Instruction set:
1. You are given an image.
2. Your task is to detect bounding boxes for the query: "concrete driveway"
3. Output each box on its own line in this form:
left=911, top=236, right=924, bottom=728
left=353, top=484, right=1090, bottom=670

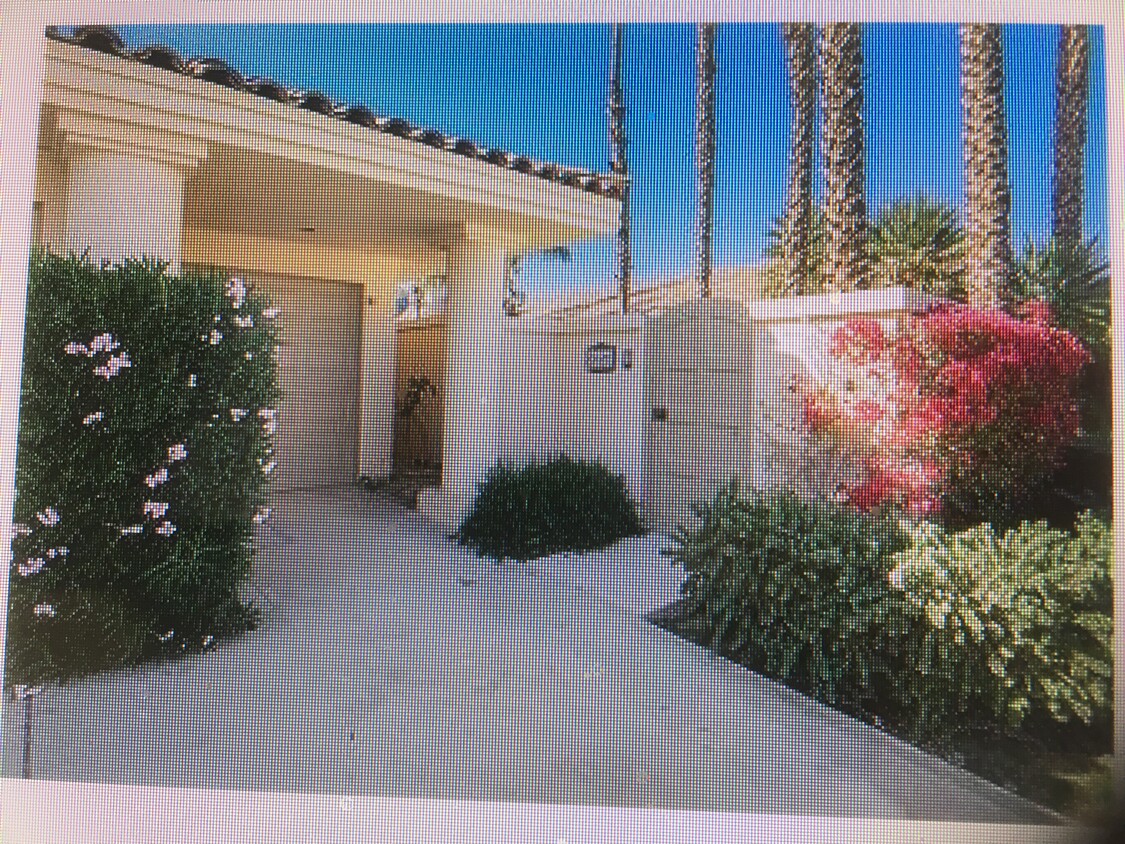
left=2, top=487, right=1054, bottom=823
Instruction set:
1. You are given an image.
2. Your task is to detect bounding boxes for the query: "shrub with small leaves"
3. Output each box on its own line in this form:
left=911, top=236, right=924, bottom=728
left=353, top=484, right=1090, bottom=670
left=669, top=485, right=910, bottom=710
left=6, top=252, right=280, bottom=685
left=887, top=511, right=1112, bottom=738
left=668, top=485, right=1112, bottom=743
left=457, top=456, right=642, bottom=560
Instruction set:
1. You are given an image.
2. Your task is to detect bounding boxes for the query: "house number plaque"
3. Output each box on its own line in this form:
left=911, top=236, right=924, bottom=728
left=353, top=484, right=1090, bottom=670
left=584, top=342, right=617, bottom=373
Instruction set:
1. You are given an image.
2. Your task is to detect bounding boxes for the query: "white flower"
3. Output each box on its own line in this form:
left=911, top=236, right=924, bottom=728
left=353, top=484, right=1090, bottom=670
left=155, top=521, right=177, bottom=537
left=11, top=523, right=31, bottom=537
left=45, top=546, right=68, bottom=559
left=120, top=524, right=144, bottom=536
left=226, top=278, right=247, bottom=309
left=233, top=314, right=254, bottom=329
left=188, top=374, right=198, bottom=388
left=18, top=558, right=46, bottom=577
left=64, top=342, right=89, bottom=356
left=158, top=630, right=175, bottom=643
left=36, top=508, right=60, bottom=527
left=252, top=507, right=272, bottom=525
left=82, top=411, right=105, bottom=426
left=209, top=329, right=223, bottom=345
left=89, top=333, right=119, bottom=354
left=33, top=603, right=56, bottom=618
left=143, top=501, right=169, bottom=520
left=93, top=352, right=131, bottom=380
left=262, top=307, right=279, bottom=320
left=168, top=443, right=188, bottom=462
left=261, top=460, right=277, bottom=475
left=145, top=467, right=170, bottom=489
left=230, top=408, right=248, bottom=422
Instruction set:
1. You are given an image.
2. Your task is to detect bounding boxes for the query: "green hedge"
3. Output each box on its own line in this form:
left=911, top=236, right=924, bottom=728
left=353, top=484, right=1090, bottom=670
left=6, top=253, right=279, bottom=685
left=668, top=485, right=1112, bottom=741
left=457, top=456, right=643, bottom=560
left=670, top=486, right=910, bottom=710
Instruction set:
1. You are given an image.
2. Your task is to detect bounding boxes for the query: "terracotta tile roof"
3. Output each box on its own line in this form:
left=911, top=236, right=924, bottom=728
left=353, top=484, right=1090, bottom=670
left=46, top=25, right=625, bottom=199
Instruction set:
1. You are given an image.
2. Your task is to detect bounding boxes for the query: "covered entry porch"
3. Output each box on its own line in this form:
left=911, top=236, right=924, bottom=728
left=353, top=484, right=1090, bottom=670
left=32, top=28, right=621, bottom=522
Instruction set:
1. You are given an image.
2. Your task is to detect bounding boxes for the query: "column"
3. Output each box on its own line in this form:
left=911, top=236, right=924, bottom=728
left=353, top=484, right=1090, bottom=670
left=417, top=229, right=509, bottom=531
left=58, top=111, right=206, bottom=272
left=359, top=280, right=397, bottom=480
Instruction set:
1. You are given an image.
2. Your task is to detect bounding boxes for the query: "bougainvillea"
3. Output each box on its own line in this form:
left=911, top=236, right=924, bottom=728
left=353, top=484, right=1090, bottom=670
left=800, top=303, right=1090, bottom=524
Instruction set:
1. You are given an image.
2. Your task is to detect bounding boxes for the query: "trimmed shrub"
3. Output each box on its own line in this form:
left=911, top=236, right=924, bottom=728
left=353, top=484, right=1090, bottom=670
left=667, top=485, right=1113, bottom=742
left=6, top=252, right=279, bottom=685
left=457, top=456, right=642, bottom=560
left=669, top=485, right=910, bottom=710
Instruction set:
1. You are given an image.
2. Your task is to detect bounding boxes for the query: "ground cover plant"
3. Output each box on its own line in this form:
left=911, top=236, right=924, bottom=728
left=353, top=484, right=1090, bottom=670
left=6, top=252, right=279, bottom=687
left=458, top=455, right=642, bottom=560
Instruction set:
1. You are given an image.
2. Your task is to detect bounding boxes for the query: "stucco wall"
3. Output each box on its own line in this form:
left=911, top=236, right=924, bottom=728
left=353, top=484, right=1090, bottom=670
left=497, top=317, right=649, bottom=508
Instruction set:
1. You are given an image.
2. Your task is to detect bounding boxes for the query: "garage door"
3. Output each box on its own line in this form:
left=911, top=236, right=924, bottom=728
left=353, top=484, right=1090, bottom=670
left=251, top=273, right=363, bottom=492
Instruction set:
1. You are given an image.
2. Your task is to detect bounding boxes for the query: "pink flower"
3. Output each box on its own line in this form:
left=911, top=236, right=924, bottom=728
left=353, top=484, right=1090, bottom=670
left=18, top=558, right=46, bottom=577
left=143, top=501, right=169, bottom=520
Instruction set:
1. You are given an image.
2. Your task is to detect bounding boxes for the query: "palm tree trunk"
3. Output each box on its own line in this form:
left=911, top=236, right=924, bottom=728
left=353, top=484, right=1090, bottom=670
left=782, top=23, right=817, bottom=295
left=1053, top=25, right=1090, bottom=247
left=960, top=23, right=1013, bottom=307
left=608, top=23, right=633, bottom=314
left=819, top=23, right=868, bottom=292
left=695, top=23, right=717, bottom=299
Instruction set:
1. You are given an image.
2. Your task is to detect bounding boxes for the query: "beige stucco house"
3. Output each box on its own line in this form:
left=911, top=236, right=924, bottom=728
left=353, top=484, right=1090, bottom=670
left=32, top=25, right=941, bottom=534
left=30, top=25, right=623, bottom=528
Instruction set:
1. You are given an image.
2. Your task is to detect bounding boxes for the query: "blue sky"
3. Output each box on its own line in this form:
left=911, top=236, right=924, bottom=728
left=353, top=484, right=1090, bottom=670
left=117, top=23, right=1110, bottom=292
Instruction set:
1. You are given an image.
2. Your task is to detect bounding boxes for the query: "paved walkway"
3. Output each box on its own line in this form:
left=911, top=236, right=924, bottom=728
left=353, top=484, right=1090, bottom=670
left=2, top=487, right=1054, bottom=823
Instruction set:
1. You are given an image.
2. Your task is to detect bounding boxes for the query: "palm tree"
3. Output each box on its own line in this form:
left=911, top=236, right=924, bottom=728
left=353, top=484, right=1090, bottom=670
left=818, top=23, right=868, bottom=291
left=608, top=23, right=633, bottom=314
left=782, top=23, right=817, bottom=294
left=695, top=23, right=718, bottom=299
left=868, top=197, right=966, bottom=298
left=1053, top=25, right=1090, bottom=247
left=960, top=23, right=1013, bottom=308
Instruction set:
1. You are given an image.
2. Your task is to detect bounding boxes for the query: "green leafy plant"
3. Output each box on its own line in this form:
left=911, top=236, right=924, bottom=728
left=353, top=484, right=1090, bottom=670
left=457, top=456, right=642, bottom=560
left=1013, top=236, right=1113, bottom=445
left=6, top=252, right=279, bottom=685
left=887, top=512, right=1112, bottom=738
left=1013, top=237, right=1111, bottom=355
left=669, top=485, right=910, bottom=709
left=667, top=485, right=1112, bottom=744
left=868, top=197, right=966, bottom=298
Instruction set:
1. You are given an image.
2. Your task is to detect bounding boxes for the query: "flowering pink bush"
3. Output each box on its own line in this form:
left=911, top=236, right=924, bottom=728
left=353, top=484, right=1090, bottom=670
left=801, top=303, right=1090, bottom=522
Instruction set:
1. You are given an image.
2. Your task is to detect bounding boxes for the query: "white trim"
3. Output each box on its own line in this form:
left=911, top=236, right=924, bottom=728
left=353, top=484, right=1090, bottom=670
left=42, top=39, right=620, bottom=237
